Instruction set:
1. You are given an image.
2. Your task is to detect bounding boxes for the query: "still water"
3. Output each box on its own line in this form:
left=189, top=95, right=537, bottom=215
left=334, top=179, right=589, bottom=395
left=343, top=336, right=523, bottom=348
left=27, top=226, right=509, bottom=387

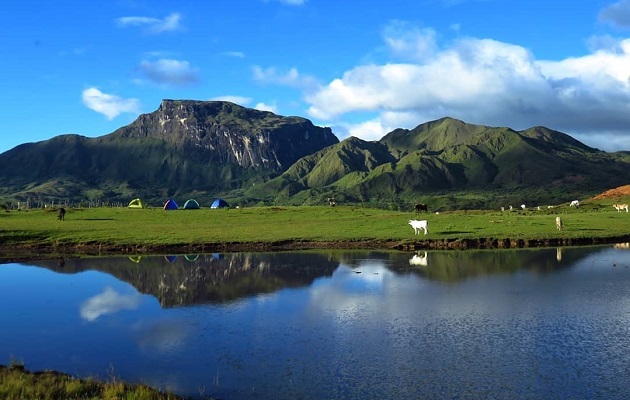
left=1, top=245, right=630, bottom=400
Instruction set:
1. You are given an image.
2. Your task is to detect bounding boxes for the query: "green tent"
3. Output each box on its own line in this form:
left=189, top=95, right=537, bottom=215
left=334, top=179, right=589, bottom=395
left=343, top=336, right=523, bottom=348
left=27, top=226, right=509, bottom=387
left=183, top=199, right=200, bottom=209
left=128, top=198, right=146, bottom=209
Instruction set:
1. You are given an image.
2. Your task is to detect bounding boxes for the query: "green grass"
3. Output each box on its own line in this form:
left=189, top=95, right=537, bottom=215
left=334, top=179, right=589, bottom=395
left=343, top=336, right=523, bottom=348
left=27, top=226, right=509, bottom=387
left=0, top=364, right=191, bottom=400
left=0, top=196, right=628, bottom=254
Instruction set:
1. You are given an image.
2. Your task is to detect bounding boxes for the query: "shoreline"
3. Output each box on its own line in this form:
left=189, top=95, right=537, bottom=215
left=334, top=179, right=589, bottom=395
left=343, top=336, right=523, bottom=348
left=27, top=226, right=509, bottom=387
left=2, top=234, right=629, bottom=263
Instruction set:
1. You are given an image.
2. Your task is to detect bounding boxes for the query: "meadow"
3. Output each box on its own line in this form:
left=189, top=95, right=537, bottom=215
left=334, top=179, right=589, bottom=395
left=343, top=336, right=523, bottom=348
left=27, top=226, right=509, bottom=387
left=1, top=198, right=628, bottom=257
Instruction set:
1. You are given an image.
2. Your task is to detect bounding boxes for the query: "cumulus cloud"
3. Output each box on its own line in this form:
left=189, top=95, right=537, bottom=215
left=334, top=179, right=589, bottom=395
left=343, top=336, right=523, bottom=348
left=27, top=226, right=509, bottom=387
left=115, top=12, right=181, bottom=34
left=254, top=102, right=278, bottom=113
left=297, top=24, right=630, bottom=151
left=344, top=119, right=392, bottom=142
left=82, top=87, right=140, bottom=120
left=382, top=21, right=439, bottom=62
left=80, top=287, right=142, bottom=321
left=599, top=0, right=630, bottom=28
left=138, top=58, right=200, bottom=86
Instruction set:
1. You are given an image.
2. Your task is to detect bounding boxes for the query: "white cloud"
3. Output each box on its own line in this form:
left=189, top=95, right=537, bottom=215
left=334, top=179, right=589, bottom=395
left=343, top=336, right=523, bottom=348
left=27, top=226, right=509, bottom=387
left=382, top=21, right=439, bottom=62
left=80, top=287, right=142, bottom=321
left=115, top=12, right=181, bottom=34
left=345, top=119, right=391, bottom=142
left=221, top=51, right=245, bottom=58
left=254, top=102, right=278, bottom=113
left=210, top=95, right=252, bottom=105
left=301, top=29, right=630, bottom=151
left=82, top=87, right=140, bottom=120
left=138, top=58, right=200, bottom=86
left=252, top=66, right=319, bottom=91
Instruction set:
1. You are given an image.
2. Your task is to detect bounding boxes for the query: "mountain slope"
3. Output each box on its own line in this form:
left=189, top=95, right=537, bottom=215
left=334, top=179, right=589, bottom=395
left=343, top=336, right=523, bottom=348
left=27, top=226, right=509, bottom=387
left=0, top=100, right=339, bottom=203
left=246, top=117, right=630, bottom=206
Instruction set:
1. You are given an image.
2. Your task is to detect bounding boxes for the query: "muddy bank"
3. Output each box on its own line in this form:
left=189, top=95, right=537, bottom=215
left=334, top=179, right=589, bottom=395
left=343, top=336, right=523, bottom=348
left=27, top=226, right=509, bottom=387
left=1, top=234, right=630, bottom=264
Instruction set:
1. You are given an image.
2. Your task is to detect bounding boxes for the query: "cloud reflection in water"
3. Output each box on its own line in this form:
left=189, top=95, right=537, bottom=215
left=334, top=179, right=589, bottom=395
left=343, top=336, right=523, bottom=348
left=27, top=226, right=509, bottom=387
left=80, top=286, right=142, bottom=321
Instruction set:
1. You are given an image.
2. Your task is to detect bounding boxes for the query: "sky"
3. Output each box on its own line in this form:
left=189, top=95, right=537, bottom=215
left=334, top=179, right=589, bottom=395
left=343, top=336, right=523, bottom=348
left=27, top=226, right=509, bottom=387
left=3, top=0, right=630, bottom=154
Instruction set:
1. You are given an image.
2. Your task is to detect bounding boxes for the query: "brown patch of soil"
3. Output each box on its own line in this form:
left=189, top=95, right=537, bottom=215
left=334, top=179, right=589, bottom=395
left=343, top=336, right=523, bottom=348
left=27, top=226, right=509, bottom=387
left=591, top=184, right=630, bottom=200
left=2, top=235, right=630, bottom=264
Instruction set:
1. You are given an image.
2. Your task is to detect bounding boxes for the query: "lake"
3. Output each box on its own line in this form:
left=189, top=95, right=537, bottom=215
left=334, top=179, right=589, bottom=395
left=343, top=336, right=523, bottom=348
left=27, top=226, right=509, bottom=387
left=1, top=245, right=630, bottom=400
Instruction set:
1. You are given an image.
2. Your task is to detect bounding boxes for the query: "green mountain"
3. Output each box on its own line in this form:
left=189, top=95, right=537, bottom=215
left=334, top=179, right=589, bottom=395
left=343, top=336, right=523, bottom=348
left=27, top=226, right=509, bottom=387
left=0, top=100, right=338, bottom=205
left=245, top=117, right=630, bottom=208
left=0, top=104, right=628, bottom=210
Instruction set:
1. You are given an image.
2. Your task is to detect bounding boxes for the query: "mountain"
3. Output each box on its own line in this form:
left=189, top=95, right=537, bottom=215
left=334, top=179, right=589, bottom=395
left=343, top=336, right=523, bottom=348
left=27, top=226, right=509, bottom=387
left=246, top=117, right=630, bottom=208
left=0, top=103, right=628, bottom=210
left=0, top=100, right=338, bottom=204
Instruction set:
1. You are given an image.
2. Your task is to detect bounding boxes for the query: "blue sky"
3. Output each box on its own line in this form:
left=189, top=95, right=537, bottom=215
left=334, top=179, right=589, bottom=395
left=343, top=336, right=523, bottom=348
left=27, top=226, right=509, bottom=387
left=3, top=0, right=630, bottom=154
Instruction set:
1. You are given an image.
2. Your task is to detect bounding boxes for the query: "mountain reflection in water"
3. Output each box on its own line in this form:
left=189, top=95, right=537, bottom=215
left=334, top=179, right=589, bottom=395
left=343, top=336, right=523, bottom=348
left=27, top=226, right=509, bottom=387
left=2, top=245, right=630, bottom=400
left=27, top=246, right=621, bottom=306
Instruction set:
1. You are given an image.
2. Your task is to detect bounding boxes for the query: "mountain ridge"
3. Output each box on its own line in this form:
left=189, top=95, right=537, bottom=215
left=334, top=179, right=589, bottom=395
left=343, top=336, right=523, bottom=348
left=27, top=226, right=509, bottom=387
left=0, top=100, right=628, bottom=210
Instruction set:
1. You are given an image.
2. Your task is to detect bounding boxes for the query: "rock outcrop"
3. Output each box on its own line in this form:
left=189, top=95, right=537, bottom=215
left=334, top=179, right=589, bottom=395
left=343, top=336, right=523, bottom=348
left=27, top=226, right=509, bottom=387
left=112, top=100, right=338, bottom=171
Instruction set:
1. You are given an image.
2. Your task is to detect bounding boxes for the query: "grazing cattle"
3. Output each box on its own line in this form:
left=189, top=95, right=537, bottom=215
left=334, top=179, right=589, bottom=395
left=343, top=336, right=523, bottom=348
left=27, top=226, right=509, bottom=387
left=570, top=200, right=580, bottom=208
left=327, top=197, right=336, bottom=207
left=409, top=251, right=428, bottom=266
left=57, top=207, right=66, bottom=221
left=613, top=204, right=629, bottom=213
left=414, top=203, right=428, bottom=213
left=408, top=219, right=428, bottom=235
left=509, top=205, right=513, bottom=210
left=501, top=206, right=505, bottom=212
left=521, top=204, right=526, bottom=210
left=556, top=216, right=563, bottom=231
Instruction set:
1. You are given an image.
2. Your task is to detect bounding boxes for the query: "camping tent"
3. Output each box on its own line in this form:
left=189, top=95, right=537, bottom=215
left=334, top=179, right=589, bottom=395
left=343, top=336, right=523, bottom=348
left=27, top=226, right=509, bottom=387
left=183, top=199, right=200, bottom=209
left=210, top=198, right=229, bottom=209
left=163, top=199, right=179, bottom=210
left=128, top=198, right=146, bottom=209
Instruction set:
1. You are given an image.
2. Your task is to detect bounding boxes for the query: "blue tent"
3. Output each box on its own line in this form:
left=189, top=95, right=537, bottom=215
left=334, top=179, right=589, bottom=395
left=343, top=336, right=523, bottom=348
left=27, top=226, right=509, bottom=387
left=210, top=198, right=229, bottom=209
left=163, top=199, right=178, bottom=210
left=183, top=199, right=200, bottom=209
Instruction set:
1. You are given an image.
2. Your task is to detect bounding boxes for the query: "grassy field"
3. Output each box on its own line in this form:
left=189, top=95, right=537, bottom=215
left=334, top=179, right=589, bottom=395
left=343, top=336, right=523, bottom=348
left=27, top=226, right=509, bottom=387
left=1, top=196, right=628, bottom=255
left=0, top=363, right=191, bottom=400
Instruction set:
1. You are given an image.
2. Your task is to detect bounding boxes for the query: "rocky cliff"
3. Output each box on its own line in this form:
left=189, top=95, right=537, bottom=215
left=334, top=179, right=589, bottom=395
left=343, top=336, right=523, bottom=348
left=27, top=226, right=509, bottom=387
left=111, top=100, right=339, bottom=171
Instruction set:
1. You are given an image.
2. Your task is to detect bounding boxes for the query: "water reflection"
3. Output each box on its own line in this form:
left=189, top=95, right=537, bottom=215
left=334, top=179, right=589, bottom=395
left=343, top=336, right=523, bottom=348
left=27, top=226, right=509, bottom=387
left=1, top=245, right=630, bottom=400
left=28, top=247, right=600, bottom=305
left=35, top=252, right=339, bottom=306
left=80, top=287, right=142, bottom=321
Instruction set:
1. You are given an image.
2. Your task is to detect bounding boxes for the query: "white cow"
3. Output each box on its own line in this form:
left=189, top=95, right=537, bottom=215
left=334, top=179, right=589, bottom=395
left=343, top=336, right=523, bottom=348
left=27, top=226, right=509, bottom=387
left=521, top=204, right=526, bottom=210
left=556, top=216, right=563, bottom=231
left=570, top=200, right=580, bottom=208
left=408, top=219, right=428, bottom=235
left=613, top=204, right=629, bottom=213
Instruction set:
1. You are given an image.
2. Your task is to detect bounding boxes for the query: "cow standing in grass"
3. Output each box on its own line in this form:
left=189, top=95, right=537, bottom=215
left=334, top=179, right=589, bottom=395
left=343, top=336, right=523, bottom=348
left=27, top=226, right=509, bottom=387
left=414, top=203, right=428, bottom=214
left=409, top=219, right=428, bottom=235
left=57, top=207, right=66, bottom=221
